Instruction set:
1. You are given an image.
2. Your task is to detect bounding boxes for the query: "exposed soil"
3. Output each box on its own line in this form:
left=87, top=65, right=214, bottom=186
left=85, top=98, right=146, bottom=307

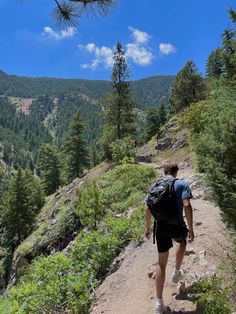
left=90, top=160, right=231, bottom=314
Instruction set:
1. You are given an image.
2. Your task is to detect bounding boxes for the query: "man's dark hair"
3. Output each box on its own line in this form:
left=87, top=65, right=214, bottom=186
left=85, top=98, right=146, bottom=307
left=164, top=163, right=179, bottom=175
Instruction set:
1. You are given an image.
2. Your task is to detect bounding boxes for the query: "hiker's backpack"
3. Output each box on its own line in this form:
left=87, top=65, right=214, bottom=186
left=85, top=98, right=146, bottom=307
left=146, top=177, right=178, bottom=221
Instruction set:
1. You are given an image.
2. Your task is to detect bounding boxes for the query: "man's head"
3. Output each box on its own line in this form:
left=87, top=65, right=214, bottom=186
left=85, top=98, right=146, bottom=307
left=164, top=163, right=179, bottom=177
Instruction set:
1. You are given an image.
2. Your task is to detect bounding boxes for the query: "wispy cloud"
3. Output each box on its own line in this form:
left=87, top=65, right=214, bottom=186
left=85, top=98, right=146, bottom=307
left=79, top=43, right=114, bottom=70
left=159, top=43, right=176, bottom=55
left=42, top=26, right=76, bottom=40
left=129, top=26, right=151, bottom=44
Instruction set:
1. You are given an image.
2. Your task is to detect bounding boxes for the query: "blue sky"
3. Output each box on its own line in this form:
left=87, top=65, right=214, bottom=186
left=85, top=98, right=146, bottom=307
left=0, top=0, right=235, bottom=80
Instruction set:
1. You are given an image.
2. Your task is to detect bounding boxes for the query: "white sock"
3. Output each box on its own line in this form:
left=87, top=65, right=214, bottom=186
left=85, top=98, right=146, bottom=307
left=156, top=298, right=164, bottom=305
left=174, top=268, right=180, bottom=275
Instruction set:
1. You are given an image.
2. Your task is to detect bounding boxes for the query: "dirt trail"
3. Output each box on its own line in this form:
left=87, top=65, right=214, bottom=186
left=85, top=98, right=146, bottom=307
left=90, top=162, right=230, bottom=314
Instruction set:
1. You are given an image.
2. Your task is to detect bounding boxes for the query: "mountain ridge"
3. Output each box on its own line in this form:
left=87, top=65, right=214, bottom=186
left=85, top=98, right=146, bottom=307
left=0, top=70, right=175, bottom=108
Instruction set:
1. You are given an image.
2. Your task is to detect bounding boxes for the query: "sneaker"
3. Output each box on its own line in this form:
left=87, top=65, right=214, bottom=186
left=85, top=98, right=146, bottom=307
left=155, top=301, right=167, bottom=314
left=171, top=269, right=184, bottom=284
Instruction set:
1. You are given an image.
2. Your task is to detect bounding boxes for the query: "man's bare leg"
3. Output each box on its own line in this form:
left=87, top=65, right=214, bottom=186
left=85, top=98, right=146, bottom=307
left=175, top=241, right=186, bottom=270
left=156, top=251, right=169, bottom=299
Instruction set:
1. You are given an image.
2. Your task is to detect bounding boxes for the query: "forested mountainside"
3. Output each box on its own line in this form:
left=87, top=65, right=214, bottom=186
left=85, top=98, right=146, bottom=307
left=0, top=70, right=175, bottom=109
left=0, top=72, right=174, bottom=170
left=0, top=94, right=102, bottom=169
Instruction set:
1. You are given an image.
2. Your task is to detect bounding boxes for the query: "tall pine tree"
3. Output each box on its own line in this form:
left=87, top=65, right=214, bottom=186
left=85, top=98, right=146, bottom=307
left=3, top=168, right=41, bottom=250
left=64, top=110, right=90, bottom=182
left=206, top=48, right=225, bottom=79
left=39, top=144, right=62, bottom=195
left=101, top=42, right=136, bottom=158
left=169, top=61, right=206, bottom=113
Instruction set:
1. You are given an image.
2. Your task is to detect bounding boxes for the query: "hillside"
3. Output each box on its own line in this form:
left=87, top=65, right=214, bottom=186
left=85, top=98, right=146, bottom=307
left=0, top=115, right=234, bottom=313
left=0, top=70, right=175, bottom=109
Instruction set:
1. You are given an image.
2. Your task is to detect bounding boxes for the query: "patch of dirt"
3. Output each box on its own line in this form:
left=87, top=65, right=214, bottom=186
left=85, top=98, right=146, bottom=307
left=90, top=161, right=231, bottom=314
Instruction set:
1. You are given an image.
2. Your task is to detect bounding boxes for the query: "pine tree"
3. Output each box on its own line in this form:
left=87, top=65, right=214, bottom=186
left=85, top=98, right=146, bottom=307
left=206, top=48, right=225, bottom=79
left=145, top=104, right=167, bottom=141
left=169, top=61, right=206, bottom=113
left=101, top=42, right=136, bottom=158
left=64, top=110, right=90, bottom=181
left=24, top=168, right=45, bottom=212
left=76, top=180, right=103, bottom=229
left=39, top=144, right=62, bottom=195
left=221, top=9, right=236, bottom=80
left=56, top=1, right=115, bottom=25
left=3, top=168, right=36, bottom=249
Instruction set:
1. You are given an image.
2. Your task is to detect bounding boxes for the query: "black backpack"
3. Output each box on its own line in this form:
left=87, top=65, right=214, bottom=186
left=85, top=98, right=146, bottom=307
left=146, top=177, right=178, bottom=221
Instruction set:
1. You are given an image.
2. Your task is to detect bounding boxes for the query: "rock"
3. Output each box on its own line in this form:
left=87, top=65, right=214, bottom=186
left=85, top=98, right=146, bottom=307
left=171, top=135, right=188, bottom=150
left=156, top=136, right=172, bottom=151
left=185, top=249, right=195, bottom=256
left=195, top=222, right=202, bottom=226
left=179, top=282, right=187, bottom=294
left=199, top=258, right=208, bottom=267
left=189, top=254, right=199, bottom=263
left=199, top=250, right=206, bottom=259
left=147, top=270, right=154, bottom=278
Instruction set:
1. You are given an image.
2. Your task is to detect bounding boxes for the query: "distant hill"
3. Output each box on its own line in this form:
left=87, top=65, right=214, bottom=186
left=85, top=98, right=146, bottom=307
left=0, top=70, right=175, bottom=109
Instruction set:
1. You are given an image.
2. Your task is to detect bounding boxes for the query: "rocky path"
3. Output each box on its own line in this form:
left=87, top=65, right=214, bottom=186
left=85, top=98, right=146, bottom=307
left=90, top=163, right=230, bottom=314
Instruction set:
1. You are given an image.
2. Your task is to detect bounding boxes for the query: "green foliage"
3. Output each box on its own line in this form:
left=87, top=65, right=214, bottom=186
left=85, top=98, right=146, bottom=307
left=0, top=207, right=147, bottom=313
left=220, top=9, right=236, bottom=80
left=185, top=84, right=236, bottom=229
left=101, top=42, right=137, bottom=158
left=0, top=161, right=156, bottom=313
left=39, top=143, right=62, bottom=195
left=145, top=104, right=167, bottom=141
left=2, top=168, right=44, bottom=250
left=110, top=137, right=136, bottom=163
left=0, top=97, right=52, bottom=169
left=63, top=110, right=90, bottom=182
left=169, top=60, right=206, bottom=113
left=100, top=163, right=156, bottom=213
left=189, top=277, right=232, bottom=314
left=0, top=70, right=174, bottom=109
left=206, top=48, right=225, bottom=79
left=76, top=180, right=104, bottom=229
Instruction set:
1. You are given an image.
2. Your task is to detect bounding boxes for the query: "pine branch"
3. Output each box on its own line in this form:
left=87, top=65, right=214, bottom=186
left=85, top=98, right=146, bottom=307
left=52, top=0, right=116, bottom=26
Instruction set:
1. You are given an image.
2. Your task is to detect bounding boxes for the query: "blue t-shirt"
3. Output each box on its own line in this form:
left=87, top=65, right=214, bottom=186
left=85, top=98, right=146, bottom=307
left=165, top=177, right=193, bottom=227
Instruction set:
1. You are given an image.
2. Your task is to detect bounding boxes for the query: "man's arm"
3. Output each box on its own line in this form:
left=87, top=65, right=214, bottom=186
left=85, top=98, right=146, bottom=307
left=183, top=198, right=194, bottom=243
left=145, top=207, right=152, bottom=239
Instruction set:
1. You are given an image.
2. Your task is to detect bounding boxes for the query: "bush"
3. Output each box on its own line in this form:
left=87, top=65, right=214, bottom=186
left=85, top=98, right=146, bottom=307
left=184, top=84, right=236, bottom=229
left=0, top=163, right=155, bottom=313
left=189, top=277, right=232, bottom=314
left=110, top=137, right=136, bottom=163
left=100, top=163, right=156, bottom=213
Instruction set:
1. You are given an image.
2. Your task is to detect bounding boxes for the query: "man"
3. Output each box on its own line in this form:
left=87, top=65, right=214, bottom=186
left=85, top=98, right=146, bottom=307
left=145, top=163, right=194, bottom=314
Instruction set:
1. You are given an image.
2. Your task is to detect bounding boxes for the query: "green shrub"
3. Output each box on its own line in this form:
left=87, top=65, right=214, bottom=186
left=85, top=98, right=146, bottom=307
left=0, top=163, right=155, bottom=313
left=189, top=277, right=232, bottom=314
left=76, top=179, right=104, bottom=229
left=184, top=84, right=236, bottom=230
left=110, top=137, right=136, bottom=163
left=100, top=163, right=155, bottom=213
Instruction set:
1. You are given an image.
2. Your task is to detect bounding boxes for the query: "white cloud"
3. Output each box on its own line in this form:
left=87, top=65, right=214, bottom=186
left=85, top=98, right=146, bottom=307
left=79, top=27, right=154, bottom=70
left=126, top=43, right=153, bottom=66
left=159, top=43, right=176, bottom=55
left=79, top=43, right=114, bottom=70
left=42, top=26, right=76, bottom=40
left=129, top=26, right=151, bottom=44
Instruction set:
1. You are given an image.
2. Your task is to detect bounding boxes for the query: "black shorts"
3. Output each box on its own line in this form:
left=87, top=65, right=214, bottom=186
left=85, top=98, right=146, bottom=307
left=155, top=222, right=188, bottom=253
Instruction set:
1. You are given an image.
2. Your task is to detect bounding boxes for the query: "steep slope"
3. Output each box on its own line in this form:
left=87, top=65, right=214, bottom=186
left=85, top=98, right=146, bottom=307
left=90, top=117, right=233, bottom=313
